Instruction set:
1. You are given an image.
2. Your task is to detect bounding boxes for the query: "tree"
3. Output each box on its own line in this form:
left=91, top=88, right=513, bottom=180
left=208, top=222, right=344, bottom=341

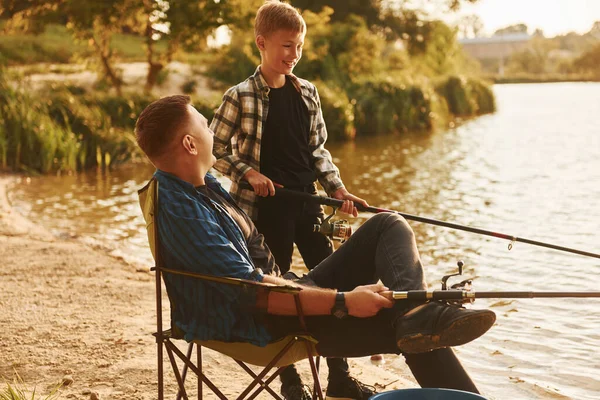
left=572, top=43, right=600, bottom=77
left=457, top=14, right=483, bottom=38
left=129, top=0, right=235, bottom=93
left=494, top=23, right=528, bottom=36
left=590, top=20, right=600, bottom=39
left=1, top=0, right=135, bottom=95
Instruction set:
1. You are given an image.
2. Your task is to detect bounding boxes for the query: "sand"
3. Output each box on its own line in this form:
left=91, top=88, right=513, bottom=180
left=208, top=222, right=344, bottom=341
left=0, top=175, right=415, bottom=399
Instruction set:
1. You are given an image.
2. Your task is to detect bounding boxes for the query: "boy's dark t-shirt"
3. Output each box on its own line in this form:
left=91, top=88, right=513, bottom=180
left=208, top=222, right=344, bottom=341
left=260, top=76, right=316, bottom=188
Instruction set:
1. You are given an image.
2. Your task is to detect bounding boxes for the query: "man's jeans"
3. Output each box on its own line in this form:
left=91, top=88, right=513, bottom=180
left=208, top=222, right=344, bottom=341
left=267, top=213, right=480, bottom=393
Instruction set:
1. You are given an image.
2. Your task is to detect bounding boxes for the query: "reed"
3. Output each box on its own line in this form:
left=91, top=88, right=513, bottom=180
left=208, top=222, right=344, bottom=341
left=0, top=67, right=142, bottom=173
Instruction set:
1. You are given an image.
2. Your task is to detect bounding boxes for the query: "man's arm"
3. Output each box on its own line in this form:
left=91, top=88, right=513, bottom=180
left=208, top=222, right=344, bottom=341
left=210, top=87, right=253, bottom=183
left=263, top=275, right=393, bottom=317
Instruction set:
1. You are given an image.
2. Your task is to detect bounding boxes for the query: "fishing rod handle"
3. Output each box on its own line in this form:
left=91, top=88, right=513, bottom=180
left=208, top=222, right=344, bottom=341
left=380, top=290, right=600, bottom=300
left=379, top=290, right=467, bottom=301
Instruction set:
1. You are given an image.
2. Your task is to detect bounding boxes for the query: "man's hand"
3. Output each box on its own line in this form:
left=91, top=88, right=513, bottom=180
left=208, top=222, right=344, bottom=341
left=332, top=187, right=369, bottom=217
left=345, top=283, right=393, bottom=318
left=244, top=170, right=282, bottom=197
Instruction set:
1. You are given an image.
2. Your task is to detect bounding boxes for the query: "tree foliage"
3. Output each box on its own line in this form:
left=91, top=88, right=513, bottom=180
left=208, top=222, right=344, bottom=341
left=494, top=23, right=528, bottom=36
left=1, top=0, right=235, bottom=93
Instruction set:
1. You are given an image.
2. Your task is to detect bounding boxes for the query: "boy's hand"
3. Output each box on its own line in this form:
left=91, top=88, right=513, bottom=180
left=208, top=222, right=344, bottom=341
left=344, top=283, right=394, bottom=318
left=243, top=170, right=282, bottom=197
left=331, top=187, right=369, bottom=217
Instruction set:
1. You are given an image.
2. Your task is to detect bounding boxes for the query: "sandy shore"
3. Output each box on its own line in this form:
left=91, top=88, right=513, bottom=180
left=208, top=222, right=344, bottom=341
left=0, top=175, right=414, bottom=399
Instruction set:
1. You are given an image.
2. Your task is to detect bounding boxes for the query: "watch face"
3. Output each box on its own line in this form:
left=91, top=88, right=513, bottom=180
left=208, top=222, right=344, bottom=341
left=333, top=308, right=347, bottom=319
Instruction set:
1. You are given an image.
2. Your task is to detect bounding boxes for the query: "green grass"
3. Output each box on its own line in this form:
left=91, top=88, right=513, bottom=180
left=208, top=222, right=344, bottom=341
left=0, top=22, right=213, bottom=66
left=0, top=24, right=85, bottom=65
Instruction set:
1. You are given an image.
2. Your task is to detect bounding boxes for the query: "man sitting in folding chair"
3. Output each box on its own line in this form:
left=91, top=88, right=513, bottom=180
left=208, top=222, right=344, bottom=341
left=134, top=95, right=496, bottom=399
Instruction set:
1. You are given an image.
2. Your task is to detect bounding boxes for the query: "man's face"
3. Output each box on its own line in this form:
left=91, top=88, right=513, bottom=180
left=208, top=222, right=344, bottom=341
left=185, top=105, right=216, bottom=168
left=259, top=29, right=305, bottom=77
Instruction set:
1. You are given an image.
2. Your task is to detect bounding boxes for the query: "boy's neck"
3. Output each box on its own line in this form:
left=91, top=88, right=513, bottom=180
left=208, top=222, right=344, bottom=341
left=260, top=66, right=286, bottom=88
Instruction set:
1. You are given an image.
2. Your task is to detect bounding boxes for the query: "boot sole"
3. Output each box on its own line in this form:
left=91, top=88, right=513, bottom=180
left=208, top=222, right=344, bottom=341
left=397, top=310, right=496, bottom=354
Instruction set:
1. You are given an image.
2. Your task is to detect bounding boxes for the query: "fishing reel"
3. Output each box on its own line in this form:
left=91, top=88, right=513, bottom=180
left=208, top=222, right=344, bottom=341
left=440, top=260, right=475, bottom=305
left=313, top=212, right=352, bottom=242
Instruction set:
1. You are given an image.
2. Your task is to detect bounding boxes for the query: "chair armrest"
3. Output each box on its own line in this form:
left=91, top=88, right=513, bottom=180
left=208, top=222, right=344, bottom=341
left=153, top=265, right=301, bottom=294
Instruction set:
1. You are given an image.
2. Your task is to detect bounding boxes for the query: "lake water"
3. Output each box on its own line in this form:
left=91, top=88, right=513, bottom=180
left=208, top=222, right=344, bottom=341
left=9, top=83, right=600, bottom=399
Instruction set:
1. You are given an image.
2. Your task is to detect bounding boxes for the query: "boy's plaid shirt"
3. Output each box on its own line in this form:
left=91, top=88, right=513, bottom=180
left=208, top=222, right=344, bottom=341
left=210, top=66, right=344, bottom=221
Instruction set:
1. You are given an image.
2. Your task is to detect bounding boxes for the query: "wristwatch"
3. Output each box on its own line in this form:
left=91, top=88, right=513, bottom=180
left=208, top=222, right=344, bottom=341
left=331, top=292, right=348, bottom=319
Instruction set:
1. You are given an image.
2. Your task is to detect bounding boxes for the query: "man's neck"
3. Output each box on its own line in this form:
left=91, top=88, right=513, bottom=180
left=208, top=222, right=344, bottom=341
left=158, top=164, right=206, bottom=187
left=260, top=66, right=286, bottom=88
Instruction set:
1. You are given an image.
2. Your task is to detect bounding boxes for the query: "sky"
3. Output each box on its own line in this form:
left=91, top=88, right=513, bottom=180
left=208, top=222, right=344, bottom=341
left=444, top=0, right=600, bottom=37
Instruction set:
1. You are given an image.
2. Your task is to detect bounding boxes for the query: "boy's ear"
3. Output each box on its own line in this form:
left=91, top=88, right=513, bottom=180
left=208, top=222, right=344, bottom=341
left=256, top=35, right=266, bottom=51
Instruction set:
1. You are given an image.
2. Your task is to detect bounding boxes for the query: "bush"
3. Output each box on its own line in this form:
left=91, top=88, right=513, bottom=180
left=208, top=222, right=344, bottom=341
left=435, top=76, right=495, bottom=116
left=205, top=32, right=259, bottom=87
left=181, top=79, right=197, bottom=94
left=467, top=78, right=496, bottom=114
left=350, top=78, right=432, bottom=136
left=314, top=80, right=355, bottom=141
left=435, top=76, right=474, bottom=116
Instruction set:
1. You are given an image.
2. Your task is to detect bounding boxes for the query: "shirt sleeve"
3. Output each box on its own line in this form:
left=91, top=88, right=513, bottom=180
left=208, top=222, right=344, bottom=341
left=309, top=85, right=345, bottom=195
left=211, top=87, right=253, bottom=183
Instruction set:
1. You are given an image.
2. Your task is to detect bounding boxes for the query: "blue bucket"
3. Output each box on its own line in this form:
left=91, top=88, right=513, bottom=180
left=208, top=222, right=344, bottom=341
left=370, top=388, right=488, bottom=400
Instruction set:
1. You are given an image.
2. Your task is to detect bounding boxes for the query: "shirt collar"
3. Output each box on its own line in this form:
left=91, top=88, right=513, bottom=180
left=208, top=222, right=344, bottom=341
left=154, top=169, right=220, bottom=192
left=253, top=65, right=305, bottom=96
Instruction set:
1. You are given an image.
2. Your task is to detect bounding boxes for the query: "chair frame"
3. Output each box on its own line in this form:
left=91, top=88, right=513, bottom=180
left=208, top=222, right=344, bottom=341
left=141, top=179, right=323, bottom=400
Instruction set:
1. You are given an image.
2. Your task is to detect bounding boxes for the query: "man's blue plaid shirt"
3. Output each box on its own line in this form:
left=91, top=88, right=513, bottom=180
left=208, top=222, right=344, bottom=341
left=154, top=169, right=272, bottom=346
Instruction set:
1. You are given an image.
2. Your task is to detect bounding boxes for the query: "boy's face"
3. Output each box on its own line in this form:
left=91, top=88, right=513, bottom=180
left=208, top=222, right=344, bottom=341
left=257, top=29, right=305, bottom=77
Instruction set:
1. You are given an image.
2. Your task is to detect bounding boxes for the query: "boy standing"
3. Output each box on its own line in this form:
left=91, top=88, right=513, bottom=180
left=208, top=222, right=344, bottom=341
left=211, top=1, right=369, bottom=398
left=211, top=0, right=367, bottom=272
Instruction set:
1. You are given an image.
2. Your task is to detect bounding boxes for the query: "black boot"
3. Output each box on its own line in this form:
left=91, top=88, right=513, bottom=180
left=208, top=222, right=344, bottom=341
left=280, top=364, right=312, bottom=400
left=396, top=301, right=496, bottom=354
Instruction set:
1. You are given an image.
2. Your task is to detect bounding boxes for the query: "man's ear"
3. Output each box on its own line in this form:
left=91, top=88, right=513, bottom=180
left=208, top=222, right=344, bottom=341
left=182, top=135, right=198, bottom=155
left=256, top=35, right=266, bottom=51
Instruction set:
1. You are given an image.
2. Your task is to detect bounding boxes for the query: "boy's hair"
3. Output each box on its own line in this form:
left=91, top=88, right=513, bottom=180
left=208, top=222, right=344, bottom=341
left=254, top=1, right=305, bottom=38
left=135, top=95, right=191, bottom=159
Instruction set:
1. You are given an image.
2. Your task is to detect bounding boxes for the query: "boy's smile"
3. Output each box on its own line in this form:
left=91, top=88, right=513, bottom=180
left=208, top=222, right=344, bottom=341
left=257, top=29, right=305, bottom=88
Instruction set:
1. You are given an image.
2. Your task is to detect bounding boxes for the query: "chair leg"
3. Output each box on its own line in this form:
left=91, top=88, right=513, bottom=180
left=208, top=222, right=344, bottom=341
left=236, top=338, right=297, bottom=400
left=166, top=342, right=190, bottom=400
left=197, top=346, right=202, bottom=400
left=176, top=343, right=194, bottom=400
left=312, top=356, right=322, bottom=400
left=167, top=341, right=228, bottom=400
left=303, top=342, right=323, bottom=400
left=158, top=339, right=164, bottom=400
left=238, top=361, right=283, bottom=400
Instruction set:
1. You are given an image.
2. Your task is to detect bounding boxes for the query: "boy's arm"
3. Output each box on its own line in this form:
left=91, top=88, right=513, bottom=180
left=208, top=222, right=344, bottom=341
left=211, top=87, right=253, bottom=183
left=309, top=86, right=345, bottom=195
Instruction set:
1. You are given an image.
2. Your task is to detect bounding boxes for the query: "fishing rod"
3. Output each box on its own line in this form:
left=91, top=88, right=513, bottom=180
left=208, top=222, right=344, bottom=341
left=383, top=260, right=600, bottom=301
left=249, top=185, right=599, bottom=260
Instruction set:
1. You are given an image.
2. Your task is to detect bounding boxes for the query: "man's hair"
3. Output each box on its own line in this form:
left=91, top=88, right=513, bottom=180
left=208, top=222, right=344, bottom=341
left=254, top=1, right=305, bottom=38
left=135, top=95, right=191, bottom=159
